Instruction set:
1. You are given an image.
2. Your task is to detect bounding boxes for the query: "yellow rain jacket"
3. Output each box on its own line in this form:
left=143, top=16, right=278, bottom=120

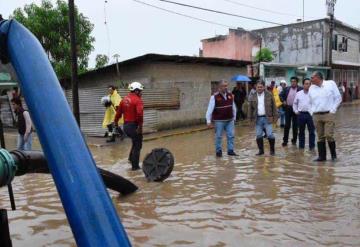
left=102, top=90, right=124, bottom=128
left=272, top=87, right=282, bottom=108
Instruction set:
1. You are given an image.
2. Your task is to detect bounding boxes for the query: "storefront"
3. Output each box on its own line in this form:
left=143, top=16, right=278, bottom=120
left=259, top=62, right=330, bottom=86
left=332, top=62, right=360, bottom=101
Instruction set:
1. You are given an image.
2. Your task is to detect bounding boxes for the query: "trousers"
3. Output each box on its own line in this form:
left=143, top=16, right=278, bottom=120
left=124, top=123, right=143, bottom=169
left=214, top=120, right=235, bottom=152
left=297, top=112, right=315, bottom=149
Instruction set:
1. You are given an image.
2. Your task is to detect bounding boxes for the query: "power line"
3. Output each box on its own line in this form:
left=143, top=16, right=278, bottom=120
left=155, top=0, right=283, bottom=25
left=133, top=0, right=236, bottom=29
left=104, top=0, right=111, bottom=58
left=223, top=0, right=310, bottom=18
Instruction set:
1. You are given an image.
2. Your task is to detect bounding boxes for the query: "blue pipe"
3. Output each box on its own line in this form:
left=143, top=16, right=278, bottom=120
left=0, top=20, right=131, bottom=246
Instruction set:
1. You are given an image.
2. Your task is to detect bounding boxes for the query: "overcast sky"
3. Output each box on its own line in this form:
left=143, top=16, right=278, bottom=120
left=1, top=0, right=359, bottom=67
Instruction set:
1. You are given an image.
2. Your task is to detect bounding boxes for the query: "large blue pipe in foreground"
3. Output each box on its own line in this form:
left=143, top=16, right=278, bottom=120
left=0, top=20, right=131, bottom=246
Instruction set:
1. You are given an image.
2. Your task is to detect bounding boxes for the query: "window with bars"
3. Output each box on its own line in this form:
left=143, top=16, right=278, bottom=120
left=333, top=34, right=338, bottom=51
left=333, top=34, right=348, bottom=52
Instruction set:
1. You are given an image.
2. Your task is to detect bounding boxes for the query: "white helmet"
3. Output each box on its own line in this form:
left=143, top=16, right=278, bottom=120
left=128, top=82, right=144, bottom=91
left=101, top=96, right=111, bottom=106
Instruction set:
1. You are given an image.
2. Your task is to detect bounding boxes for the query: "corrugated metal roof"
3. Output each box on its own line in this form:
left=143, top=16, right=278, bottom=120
left=60, top=54, right=251, bottom=85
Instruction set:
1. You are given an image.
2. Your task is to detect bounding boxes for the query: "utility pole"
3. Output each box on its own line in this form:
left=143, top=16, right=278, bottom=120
left=69, top=0, right=80, bottom=126
left=258, top=36, right=262, bottom=79
left=303, top=0, right=305, bottom=22
left=326, top=0, right=336, bottom=69
left=113, top=54, right=120, bottom=78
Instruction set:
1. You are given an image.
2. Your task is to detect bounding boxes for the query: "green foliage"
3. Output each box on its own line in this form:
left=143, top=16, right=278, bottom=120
left=12, top=0, right=95, bottom=78
left=255, top=48, right=274, bottom=63
left=95, top=54, right=109, bottom=69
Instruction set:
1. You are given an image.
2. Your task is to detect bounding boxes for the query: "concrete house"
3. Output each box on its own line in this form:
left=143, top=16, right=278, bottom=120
left=201, top=18, right=360, bottom=99
left=61, top=54, right=250, bottom=136
left=201, top=28, right=260, bottom=62
left=255, top=19, right=359, bottom=91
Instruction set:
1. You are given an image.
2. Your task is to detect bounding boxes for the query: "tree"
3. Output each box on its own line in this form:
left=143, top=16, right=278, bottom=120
left=95, top=54, right=109, bottom=69
left=254, top=48, right=274, bottom=63
left=12, top=0, right=95, bottom=78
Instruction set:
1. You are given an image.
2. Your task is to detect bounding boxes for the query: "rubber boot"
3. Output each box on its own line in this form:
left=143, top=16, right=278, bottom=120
left=106, top=134, right=115, bottom=143
left=256, top=138, right=264, bottom=156
left=314, top=141, right=326, bottom=162
left=328, top=141, right=337, bottom=161
left=131, top=165, right=141, bottom=171
left=228, top=150, right=238, bottom=156
left=117, top=127, right=125, bottom=141
left=269, top=138, right=275, bottom=156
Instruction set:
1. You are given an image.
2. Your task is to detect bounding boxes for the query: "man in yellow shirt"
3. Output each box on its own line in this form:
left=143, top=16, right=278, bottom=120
left=102, top=85, right=124, bottom=142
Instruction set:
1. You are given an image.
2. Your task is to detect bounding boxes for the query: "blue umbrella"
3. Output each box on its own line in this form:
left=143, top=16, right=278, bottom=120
left=231, top=74, right=251, bottom=83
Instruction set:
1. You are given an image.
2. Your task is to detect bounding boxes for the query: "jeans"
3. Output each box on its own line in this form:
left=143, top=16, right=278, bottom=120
left=283, top=105, right=298, bottom=144
left=297, top=112, right=315, bottom=149
left=17, top=133, right=32, bottom=151
left=214, top=120, right=235, bottom=152
left=123, top=123, right=143, bottom=169
left=278, top=107, right=285, bottom=126
left=256, top=117, right=275, bottom=139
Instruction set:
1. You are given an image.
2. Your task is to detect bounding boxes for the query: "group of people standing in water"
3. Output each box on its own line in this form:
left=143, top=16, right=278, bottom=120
left=206, top=71, right=342, bottom=162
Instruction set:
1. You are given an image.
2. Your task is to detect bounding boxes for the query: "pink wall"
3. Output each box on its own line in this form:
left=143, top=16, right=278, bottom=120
left=202, top=31, right=259, bottom=62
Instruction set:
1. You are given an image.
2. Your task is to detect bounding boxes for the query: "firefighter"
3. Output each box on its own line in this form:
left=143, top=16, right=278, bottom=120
left=115, top=82, right=144, bottom=170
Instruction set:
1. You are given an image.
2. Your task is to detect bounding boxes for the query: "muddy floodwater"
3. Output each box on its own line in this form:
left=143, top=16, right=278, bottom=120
left=1, top=105, right=360, bottom=246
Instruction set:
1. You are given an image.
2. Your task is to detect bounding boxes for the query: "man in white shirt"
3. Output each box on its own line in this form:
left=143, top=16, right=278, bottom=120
left=293, top=78, right=315, bottom=150
left=309, top=71, right=342, bottom=161
left=248, top=81, right=278, bottom=156
left=206, top=80, right=237, bottom=158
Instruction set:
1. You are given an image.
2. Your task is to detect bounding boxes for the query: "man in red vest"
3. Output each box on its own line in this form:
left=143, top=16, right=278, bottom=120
left=206, top=80, right=237, bottom=157
left=115, top=82, right=144, bottom=170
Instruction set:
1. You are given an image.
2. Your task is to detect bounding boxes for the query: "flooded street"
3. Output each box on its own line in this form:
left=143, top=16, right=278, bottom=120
left=1, top=105, right=360, bottom=246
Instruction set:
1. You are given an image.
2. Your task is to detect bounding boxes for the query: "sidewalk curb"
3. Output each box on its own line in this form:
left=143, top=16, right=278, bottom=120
left=86, top=121, right=252, bottom=147
left=87, top=128, right=209, bottom=148
left=143, top=127, right=209, bottom=142
left=143, top=120, right=252, bottom=142
left=342, top=99, right=360, bottom=106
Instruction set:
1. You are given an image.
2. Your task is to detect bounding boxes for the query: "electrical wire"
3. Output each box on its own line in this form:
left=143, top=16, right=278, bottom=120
left=222, top=0, right=317, bottom=19
left=155, top=0, right=283, bottom=25
left=133, top=0, right=237, bottom=29
left=104, top=0, right=111, bottom=58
